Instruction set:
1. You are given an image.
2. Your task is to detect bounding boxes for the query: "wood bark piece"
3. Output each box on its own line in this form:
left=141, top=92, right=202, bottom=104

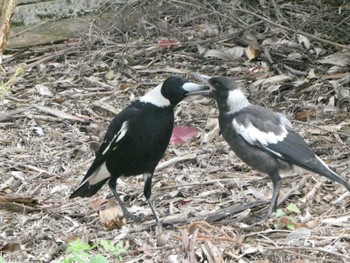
left=33, top=104, right=88, bottom=123
left=201, top=240, right=224, bottom=263
left=0, top=0, right=16, bottom=58
left=0, top=193, right=39, bottom=213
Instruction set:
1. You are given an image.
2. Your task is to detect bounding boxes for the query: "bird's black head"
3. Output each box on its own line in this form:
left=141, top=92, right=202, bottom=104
left=190, top=73, right=248, bottom=113
left=207, top=77, right=237, bottom=101
left=161, top=76, right=208, bottom=106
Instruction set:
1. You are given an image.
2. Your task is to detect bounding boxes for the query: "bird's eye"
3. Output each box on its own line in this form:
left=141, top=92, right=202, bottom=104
left=212, top=80, right=219, bottom=88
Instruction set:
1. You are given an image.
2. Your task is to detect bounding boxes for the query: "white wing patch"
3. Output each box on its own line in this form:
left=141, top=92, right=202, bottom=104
left=81, top=162, right=111, bottom=186
left=102, top=121, right=128, bottom=155
left=232, top=118, right=288, bottom=146
left=139, top=83, right=171, bottom=107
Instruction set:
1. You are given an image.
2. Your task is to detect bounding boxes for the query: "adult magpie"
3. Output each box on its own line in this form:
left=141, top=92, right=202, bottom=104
left=191, top=73, right=350, bottom=219
left=70, top=76, right=207, bottom=222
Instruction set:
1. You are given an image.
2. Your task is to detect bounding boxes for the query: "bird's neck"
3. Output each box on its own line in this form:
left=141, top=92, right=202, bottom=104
left=218, top=89, right=250, bottom=114
left=139, top=84, right=171, bottom=107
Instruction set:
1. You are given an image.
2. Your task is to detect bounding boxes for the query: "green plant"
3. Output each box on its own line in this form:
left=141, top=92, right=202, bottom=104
left=0, top=256, right=6, bottom=263
left=275, top=203, right=302, bottom=230
left=0, top=67, right=23, bottom=98
left=56, top=238, right=124, bottom=263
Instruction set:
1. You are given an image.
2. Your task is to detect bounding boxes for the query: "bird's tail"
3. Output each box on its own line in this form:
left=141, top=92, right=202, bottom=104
left=69, top=162, right=112, bottom=199
left=69, top=178, right=109, bottom=198
left=299, top=155, right=350, bottom=191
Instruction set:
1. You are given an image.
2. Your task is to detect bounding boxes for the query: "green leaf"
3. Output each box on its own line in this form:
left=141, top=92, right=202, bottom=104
left=99, top=240, right=113, bottom=251
left=67, top=238, right=91, bottom=253
left=0, top=256, right=6, bottom=263
left=90, top=255, right=109, bottom=263
left=287, top=222, right=296, bottom=230
left=275, top=209, right=285, bottom=217
left=286, top=203, right=301, bottom=214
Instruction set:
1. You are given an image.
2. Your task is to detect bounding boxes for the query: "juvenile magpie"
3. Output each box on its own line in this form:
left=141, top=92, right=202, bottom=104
left=192, top=73, right=350, bottom=219
left=70, top=76, right=207, bottom=222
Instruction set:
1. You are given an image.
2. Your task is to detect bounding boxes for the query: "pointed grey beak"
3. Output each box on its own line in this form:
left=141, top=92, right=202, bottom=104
left=186, top=73, right=212, bottom=96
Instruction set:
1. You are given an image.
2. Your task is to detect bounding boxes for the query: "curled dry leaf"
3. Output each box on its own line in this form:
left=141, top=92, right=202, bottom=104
left=35, top=84, right=53, bottom=96
left=88, top=197, right=107, bottom=210
left=245, top=42, right=260, bottom=60
left=204, top=47, right=245, bottom=61
left=195, top=23, right=219, bottom=37
left=318, top=51, right=350, bottom=67
left=158, top=39, right=178, bottom=49
left=251, top=75, right=293, bottom=87
left=285, top=227, right=311, bottom=243
left=99, top=205, right=126, bottom=229
left=297, top=34, right=311, bottom=49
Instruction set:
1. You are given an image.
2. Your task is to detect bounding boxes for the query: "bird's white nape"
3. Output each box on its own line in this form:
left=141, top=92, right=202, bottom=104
left=227, top=89, right=250, bottom=114
left=139, top=83, right=171, bottom=107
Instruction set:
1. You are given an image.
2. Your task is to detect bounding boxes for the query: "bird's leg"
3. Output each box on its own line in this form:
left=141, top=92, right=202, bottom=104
left=108, top=179, right=140, bottom=222
left=143, top=173, right=159, bottom=223
left=266, top=171, right=282, bottom=219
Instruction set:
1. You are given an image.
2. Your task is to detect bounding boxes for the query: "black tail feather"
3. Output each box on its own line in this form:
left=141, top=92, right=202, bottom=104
left=294, top=157, right=350, bottom=191
left=69, top=178, right=109, bottom=198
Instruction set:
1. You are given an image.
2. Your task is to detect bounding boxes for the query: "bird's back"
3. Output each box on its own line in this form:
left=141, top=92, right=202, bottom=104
left=105, top=101, right=174, bottom=176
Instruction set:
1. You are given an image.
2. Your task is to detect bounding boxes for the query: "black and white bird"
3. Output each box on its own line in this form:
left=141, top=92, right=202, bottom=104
left=70, top=76, right=207, bottom=222
left=192, top=73, right=350, bottom=219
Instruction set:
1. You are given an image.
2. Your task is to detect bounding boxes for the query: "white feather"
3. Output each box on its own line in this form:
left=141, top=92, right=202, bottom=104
left=315, top=155, right=336, bottom=175
left=227, top=89, right=250, bottom=114
left=82, top=162, right=111, bottom=185
left=139, top=83, right=171, bottom=107
left=232, top=119, right=288, bottom=146
left=102, top=121, right=128, bottom=155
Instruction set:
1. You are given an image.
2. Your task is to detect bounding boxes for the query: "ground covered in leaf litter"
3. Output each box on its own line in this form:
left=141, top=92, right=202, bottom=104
left=1, top=1, right=350, bottom=262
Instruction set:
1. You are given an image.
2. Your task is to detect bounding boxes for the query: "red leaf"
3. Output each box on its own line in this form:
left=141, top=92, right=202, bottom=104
left=158, top=39, right=178, bottom=49
left=170, top=126, right=199, bottom=144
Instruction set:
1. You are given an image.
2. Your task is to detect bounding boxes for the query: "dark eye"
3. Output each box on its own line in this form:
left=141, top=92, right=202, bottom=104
left=212, top=80, right=219, bottom=88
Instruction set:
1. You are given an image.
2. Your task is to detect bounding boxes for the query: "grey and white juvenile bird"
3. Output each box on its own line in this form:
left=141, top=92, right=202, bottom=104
left=192, top=73, right=350, bottom=219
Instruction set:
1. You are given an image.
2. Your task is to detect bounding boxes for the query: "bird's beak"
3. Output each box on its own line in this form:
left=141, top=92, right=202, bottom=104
left=186, top=73, right=212, bottom=96
left=182, top=82, right=210, bottom=96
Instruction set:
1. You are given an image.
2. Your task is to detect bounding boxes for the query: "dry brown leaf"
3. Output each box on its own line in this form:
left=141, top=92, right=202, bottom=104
left=0, top=240, right=21, bottom=253
left=251, top=75, right=293, bottom=87
left=88, top=197, right=107, bottom=210
left=99, top=205, right=126, bottom=229
left=293, top=110, right=316, bottom=121
left=204, top=47, right=244, bottom=61
left=245, top=42, right=260, bottom=60
left=195, top=23, right=219, bottom=37
left=318, top=51, right=350, bottom=67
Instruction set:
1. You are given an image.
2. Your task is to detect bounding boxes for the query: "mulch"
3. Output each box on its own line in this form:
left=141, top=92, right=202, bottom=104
left=1, top=1, right=350, bottom=262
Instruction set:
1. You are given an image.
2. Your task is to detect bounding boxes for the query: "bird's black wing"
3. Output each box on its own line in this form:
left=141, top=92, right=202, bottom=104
left=70, top=106, right=140, bottom=198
